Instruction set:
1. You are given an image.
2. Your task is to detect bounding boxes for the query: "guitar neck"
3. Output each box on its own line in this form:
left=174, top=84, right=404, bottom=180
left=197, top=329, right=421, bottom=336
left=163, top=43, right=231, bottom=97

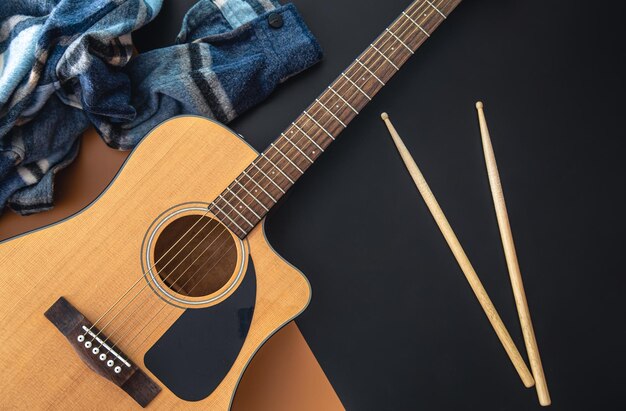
left=212, top=0, right=462, bottom=238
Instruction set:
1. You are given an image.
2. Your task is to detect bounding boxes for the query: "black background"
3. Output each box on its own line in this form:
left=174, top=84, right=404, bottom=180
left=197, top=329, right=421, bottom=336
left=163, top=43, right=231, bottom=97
left=136, top=1, right=626, bottom=409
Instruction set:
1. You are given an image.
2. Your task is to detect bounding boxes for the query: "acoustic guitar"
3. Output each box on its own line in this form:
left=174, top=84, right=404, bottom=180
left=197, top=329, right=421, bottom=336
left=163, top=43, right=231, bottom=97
left=0, top=1, right=461, bottom=408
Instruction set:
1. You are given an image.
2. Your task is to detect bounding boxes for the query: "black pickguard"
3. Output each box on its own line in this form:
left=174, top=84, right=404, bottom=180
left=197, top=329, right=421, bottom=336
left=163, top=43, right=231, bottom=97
left=144, top=257, right=256, bottom=401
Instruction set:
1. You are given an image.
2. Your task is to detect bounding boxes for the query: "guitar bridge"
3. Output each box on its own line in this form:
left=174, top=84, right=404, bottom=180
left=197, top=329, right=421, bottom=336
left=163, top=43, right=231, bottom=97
left=44, top=297, right=161, bottom=407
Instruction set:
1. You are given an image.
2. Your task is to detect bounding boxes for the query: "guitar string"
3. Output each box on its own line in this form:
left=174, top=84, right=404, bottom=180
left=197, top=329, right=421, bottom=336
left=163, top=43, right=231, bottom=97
left=106, top=228, right=236, bottom=354
left=90, top=219, right=231, bottom=348
left=82, top=209, right=221, bottom=342
left=85, top=189, right=256, bottom=340
left=109, top=2, right=441, bottom=352
left=84, top=0, right=445, bottom=358
left=81, top=211, right=211, bottom=337
left=125, top=242, right=237, bottom=355
left=91, top=220, right=230, bottom=348
left=94, top=0, right=443, bottom=355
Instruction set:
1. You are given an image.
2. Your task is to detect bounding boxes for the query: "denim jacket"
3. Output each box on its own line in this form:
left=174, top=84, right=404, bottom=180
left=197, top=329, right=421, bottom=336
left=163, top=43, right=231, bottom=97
left=0, top=0, right=322, bottom=215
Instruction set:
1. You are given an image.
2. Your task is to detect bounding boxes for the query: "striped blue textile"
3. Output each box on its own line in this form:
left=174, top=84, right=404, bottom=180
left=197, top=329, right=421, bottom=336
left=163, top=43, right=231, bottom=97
left=0, top=0, right=322, bottom=215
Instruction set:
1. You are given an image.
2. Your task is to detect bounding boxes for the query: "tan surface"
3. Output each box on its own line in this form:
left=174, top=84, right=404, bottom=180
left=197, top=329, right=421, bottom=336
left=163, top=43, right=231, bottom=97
left=0, top=124, right=343, bottom=410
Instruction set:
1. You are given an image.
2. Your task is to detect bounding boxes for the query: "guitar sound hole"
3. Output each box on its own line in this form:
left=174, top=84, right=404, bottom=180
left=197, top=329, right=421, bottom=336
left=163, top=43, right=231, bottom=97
left=153, top=215, right=238, bottom=297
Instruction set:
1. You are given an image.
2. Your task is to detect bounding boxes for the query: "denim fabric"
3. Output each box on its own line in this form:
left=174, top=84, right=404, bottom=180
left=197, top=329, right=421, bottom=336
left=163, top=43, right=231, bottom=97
left=0, top=0, right=322, bottom=215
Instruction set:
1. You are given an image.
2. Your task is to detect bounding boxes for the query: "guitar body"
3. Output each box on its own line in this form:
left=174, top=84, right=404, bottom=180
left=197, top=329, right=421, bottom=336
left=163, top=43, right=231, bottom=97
left=0, top=117, right=311, bottom=409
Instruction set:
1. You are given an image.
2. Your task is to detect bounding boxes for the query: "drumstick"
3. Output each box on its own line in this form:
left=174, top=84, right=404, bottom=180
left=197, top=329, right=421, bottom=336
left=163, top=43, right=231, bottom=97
left=381, top=112, right=535, bottom=388
left=475, top=102, right=551, bottom=405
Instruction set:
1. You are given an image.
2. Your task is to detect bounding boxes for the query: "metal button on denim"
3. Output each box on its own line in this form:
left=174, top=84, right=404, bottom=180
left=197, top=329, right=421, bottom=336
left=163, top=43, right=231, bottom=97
left=268, top=12, right=284, bottom=28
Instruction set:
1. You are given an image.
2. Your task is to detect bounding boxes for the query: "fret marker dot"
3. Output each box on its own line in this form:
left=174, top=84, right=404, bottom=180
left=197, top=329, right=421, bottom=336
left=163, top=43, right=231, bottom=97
left=312, top=150, right=316, bottom=154
left=336, top=104, right=339, bottom=108
left=254, top=189, right=258, bottom=192
left=239, top=205, right=243, bottom=209
left=391, top=47, right=395, bottom=51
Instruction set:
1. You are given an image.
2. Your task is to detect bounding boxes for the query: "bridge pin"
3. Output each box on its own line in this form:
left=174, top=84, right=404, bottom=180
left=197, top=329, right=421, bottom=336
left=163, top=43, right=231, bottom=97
left=84, top=341, right=92, bottom=348
left=92, top=347, right=99, bottom=354
left=99, top=353, right=107, bottom=361
left=107, top=360, right=114, bottom=367
left=77, top=335, right=84, bottom=342
left=114, top=366, right=122, bottom=374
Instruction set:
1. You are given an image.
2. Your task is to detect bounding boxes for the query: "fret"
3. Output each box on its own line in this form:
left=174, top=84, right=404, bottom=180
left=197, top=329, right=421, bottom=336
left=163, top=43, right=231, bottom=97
left=210, top=201, right=246, bottom=234
left=426, top=0, right=447, bottom=19
left=270, top=142, right=304, bottom=174
left=355, top=59, right=385, bottom=85
left=315, top=98, right=347, bottom=127
left=370, top=29, right=413, bottom=73
left=211, top=0, right=463, bottom=238
left=303, top=111, right=335, bottom=140
left=281, top=133, right=314, bottom=163
left=328, top=86, right=359, bottom=114
left=371, top=8, right=433, bottom=72
left=385, top=28, right=413, bottom=54
left=217, top=194, right=254, bottom=227
left=341, top=52, right=392, bottom=107
left=319, top=93, right=358, bottom=132
left=224, top=186, right=261, bottom=219
left=402, top=11, right=430, bottom=37
left=349, top=47, right=397, bottom=87
left=341, top=69, right=384, bottom=111
left=291, top=122, right=324, bottom=152
left=369, top=43, right=400, bottom=70
left=232, top=179, right=270, bottom=212
left=258, top=154, right=294, bottom=185
left=429, top=1, right=453, bottom=28
left=320, top=92, right=351, bottom=117
left=417, top=1, right=444, bottom=27
left=241, top=170, right=277, bottom=202
left=341, top=72, right=371, bottom=100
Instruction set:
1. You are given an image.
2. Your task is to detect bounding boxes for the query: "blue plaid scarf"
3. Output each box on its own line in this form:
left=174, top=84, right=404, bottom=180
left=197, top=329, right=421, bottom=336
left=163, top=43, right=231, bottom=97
left=0, top=0, right=322, bottom=215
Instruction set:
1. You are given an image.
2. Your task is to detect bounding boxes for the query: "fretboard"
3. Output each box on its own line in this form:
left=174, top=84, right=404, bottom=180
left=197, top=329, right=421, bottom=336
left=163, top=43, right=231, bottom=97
left=211, top=0, right=462, bottom=238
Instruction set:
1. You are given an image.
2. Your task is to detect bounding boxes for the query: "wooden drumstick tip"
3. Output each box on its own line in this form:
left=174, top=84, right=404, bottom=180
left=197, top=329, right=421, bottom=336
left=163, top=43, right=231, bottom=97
left=475, top=101, right=484, bottom=110
left=381, top=112, right=390, bottom=121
